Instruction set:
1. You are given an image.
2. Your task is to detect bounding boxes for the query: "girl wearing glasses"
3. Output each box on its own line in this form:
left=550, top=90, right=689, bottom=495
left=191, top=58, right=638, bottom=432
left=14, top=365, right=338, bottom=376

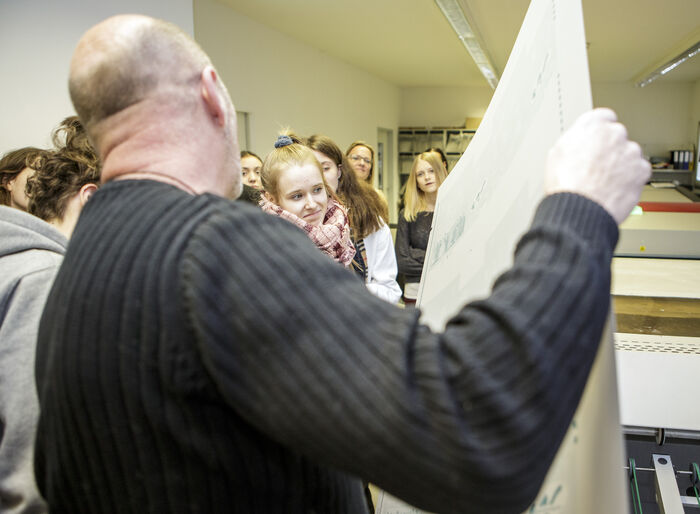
left=259, top=134, right=355, bottom=268
left=308, top=134, right=401, bottom=304
left=345, top=141, right=374, bottom=184
left=346, top=140, right=389, bottom=210
left=396, top=151, right=448, bottom=305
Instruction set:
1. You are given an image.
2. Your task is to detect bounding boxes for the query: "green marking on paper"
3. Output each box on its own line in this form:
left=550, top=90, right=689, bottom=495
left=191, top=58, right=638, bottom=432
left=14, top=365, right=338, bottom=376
left=529, top=484, right=564, bottom=512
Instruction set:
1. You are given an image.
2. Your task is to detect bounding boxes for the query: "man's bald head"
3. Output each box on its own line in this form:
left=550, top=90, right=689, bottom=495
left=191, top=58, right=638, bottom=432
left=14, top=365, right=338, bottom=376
left=68, top=15, right=241, bottom=198
left=69, top=15, right=211, bottom=132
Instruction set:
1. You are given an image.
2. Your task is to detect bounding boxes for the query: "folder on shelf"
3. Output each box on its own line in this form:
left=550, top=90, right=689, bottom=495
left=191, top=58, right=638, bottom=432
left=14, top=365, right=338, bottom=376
left=429, top=131, right=443, bottom=148
left=445, top=132, right=461, bottom=153
left=400, top=155, right=413, bottom=175
left=459, top=133, right=473, bottom=153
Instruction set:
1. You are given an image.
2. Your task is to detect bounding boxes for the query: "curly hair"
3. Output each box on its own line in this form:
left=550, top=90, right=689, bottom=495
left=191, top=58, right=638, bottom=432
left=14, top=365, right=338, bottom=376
left=307, top=135, right=388, bottom=240
left=52, top=116, right=101, bottom=171
left=0, top=147, right=49, bottom=206
left=26, top=117, right=100, bottom=222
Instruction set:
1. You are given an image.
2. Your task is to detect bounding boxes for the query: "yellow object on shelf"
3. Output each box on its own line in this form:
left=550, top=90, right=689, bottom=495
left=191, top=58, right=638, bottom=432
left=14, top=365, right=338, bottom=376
left=464, top=117, right=482, bottom=130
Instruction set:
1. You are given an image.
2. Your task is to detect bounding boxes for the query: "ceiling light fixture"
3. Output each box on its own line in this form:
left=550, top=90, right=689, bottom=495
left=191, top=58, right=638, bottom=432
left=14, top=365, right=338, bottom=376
left=636, top=40, right=700, bottom=87
left=435, top=0, right=499, bottom=89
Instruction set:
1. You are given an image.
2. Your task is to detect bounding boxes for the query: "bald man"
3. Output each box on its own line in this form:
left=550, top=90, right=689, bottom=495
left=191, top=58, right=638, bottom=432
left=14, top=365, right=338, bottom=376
left=34, top=15, right=650, bottom=514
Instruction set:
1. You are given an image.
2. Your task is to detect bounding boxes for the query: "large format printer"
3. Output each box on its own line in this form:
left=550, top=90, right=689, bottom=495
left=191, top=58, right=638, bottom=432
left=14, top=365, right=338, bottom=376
left=613, top=185, right=700, bottom=513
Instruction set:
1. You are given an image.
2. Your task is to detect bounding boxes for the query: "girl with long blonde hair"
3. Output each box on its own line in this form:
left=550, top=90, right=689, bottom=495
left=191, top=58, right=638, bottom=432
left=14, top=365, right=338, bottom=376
left=395, top=151, right=448, bottom=304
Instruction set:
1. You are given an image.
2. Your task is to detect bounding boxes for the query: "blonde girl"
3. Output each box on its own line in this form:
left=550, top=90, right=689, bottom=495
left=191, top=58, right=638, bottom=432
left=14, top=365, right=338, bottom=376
left=395, top=151, right=448, bottom=304
left=260, top=134, right=355, bottom=267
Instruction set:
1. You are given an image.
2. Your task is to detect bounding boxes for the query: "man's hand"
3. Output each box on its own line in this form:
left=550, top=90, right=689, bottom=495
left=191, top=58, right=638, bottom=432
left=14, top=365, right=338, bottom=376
left=545, top=108, right=651, bottom=224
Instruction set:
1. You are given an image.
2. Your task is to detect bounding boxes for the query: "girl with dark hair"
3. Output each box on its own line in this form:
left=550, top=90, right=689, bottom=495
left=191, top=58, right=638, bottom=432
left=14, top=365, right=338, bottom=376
left=0, top=115, right=99, bottom=514
left=25, top=116, right=100, bottom=238
left=240, top=150, right=263, bottom=190
left=0, top=147, right=48, bottom=210
left=308, top=134, right=401, bottom=303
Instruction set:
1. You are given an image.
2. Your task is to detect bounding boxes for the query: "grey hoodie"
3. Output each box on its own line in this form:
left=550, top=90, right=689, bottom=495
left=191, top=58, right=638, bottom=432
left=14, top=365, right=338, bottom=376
left=0, top=205, right=67, bottom=514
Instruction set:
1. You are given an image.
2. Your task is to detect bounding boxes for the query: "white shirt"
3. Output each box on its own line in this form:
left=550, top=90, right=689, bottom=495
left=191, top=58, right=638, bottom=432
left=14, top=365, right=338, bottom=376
left=363, top=223, right=402, bottom=304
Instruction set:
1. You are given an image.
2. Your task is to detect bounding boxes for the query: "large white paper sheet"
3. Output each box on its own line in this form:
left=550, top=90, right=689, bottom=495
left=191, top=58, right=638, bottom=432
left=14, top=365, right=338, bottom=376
left=419, top=0, right=591, bottom=319
left=414, top=0, right=629, bottom=512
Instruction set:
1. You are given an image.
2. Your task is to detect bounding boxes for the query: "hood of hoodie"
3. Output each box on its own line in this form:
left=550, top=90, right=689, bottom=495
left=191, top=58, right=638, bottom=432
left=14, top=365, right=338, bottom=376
left=0, top=205, right=67, bottom=258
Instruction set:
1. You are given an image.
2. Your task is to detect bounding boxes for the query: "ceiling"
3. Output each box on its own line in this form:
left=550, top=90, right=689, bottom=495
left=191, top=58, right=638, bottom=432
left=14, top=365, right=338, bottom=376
left=216, top=0, right=700, bottom=88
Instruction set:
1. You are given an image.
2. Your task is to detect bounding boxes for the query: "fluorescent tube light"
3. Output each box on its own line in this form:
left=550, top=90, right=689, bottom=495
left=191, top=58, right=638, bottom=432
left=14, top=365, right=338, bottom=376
left=636, top=40, right=700, bottom=87
left=435, top=0, right=500, bottom=89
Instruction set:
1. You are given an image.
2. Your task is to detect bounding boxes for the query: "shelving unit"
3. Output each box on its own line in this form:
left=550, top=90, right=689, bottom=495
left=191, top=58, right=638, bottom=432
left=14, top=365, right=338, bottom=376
left=398, top=127, right=475, bottom=189
left=650, top=168, right=694, bottom=187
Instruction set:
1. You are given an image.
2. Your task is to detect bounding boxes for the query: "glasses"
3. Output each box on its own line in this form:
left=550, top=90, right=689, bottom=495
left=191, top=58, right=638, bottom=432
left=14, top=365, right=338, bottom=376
left=349, top=155, right=372, bottom=165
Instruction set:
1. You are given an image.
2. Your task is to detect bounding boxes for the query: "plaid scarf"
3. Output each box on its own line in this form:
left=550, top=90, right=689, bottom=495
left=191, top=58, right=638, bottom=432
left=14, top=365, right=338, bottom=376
left=260, top=196, right=356, bottom=267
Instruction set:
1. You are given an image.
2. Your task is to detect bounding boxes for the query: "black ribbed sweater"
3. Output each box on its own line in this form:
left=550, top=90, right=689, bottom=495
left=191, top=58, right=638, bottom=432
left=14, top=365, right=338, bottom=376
left=35, top=180, right=618, bottom=514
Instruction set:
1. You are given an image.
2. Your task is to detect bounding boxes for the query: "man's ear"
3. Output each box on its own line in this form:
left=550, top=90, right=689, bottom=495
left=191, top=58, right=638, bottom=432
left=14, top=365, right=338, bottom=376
left=200, top=65, right=226, bottom=128
left=79, top=183, right=98, bottom=207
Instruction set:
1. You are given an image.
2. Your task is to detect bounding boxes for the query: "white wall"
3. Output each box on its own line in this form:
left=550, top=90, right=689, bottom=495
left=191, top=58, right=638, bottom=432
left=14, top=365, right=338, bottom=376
left=691, top=80, right=700, bottom=156
left=4, top=0, right=694, bottom=180
left=0, top=0, right=193, bottom=155
left=398, top=82, right=696, bottom=160
left=592, top=81, right=694, bottom=158
left=400, top=87, right=493, bottom=127
left=193, top=0, right=400, bottom=160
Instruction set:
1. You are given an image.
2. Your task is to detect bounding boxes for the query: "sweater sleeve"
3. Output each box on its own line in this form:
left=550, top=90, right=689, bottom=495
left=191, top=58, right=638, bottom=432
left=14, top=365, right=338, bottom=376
left=395, top=211, right=425, bottom=278
left=363, top=224, right=402, bottom=304
left=182, top=192, right=618, bottom=514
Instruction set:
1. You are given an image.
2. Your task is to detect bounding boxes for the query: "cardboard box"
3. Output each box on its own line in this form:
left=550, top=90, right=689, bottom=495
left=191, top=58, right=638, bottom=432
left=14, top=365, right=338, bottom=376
left=464, top=117, right=482, bottom=130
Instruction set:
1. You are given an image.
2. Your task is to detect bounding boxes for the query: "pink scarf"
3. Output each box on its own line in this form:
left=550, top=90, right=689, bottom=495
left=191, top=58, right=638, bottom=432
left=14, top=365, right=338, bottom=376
left=260, top=196, right=356, bottom=267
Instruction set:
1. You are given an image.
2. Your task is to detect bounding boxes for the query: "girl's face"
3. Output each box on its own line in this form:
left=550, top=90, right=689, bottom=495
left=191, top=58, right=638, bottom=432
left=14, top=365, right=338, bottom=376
left=241, top=155, right=263, bottom=189
left=312, top=150, right=340, bottom=193
left=415, top=159, right=437, bottom=194
left=347, top=145, right=372, bottom=182
left=6, top=167, right=35, bottom=211
left=275, top=163, right=328, bottom=226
